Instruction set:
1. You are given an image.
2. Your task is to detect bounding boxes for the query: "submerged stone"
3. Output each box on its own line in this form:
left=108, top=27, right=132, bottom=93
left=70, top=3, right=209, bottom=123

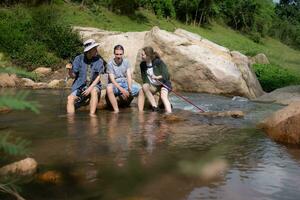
left=36, top=170, right=63, bottom=185
left=162, top=114, right=186, bottom=123
left=199, top=110, right=245, bottom=118
left=0, top=157, right=38, bottom=176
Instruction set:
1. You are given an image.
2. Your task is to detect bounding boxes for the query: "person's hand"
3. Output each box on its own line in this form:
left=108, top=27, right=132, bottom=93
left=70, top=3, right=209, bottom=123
left=82, top=87, right=92, bottom=96
left=66, top=63, right=72, bottom=69
left=120, top=87, right=129, bottom=99
left=151, top=74, right=159, bottom=80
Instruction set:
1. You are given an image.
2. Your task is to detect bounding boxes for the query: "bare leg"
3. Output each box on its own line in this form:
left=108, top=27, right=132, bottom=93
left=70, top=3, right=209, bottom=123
left=161, top=88, right=172, bottom=113
left=67, top=95, right=77, bottom=114
left=89, top=87, right=99, bottom=116
left=142, top=83, right=157, bottom=108
left=137, top=89, right=145, bottom=112
left=107, top=84, right=119, bottom=113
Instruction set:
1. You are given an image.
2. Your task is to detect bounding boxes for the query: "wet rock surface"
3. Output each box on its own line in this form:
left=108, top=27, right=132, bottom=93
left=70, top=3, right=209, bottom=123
left=0, top=158, right=38, bottom=176
left=258, top=101, right=300, bottom=145
left=255, top=85, right=300, bottom=105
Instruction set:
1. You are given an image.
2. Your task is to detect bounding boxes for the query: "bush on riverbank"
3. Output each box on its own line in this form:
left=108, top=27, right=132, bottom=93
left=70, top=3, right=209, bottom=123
left=0, top=6, right=82, bottom=70
left=253, top=64, right=300, bottom=92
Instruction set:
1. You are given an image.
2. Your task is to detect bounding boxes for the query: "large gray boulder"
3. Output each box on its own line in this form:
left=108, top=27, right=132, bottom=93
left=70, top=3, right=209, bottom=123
left=255, top=85, right=300, bottom=105
left=74, top=26, right=264, bottom=99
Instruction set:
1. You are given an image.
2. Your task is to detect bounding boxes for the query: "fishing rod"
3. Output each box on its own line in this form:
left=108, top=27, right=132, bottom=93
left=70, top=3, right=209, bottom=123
left=154, top=78, right=205, bottom=112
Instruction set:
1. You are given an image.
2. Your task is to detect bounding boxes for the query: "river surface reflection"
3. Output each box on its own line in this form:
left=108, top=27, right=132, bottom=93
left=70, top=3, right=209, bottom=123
left=1, top=89, right=300, bottom=200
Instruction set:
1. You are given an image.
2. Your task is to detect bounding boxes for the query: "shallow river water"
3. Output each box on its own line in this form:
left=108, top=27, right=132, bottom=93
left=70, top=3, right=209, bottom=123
left=1, top=89, right=300, bottom=200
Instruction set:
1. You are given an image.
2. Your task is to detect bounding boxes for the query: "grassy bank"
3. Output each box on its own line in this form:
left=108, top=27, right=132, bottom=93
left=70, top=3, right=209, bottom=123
left=0, top=2, right=299, bottom=90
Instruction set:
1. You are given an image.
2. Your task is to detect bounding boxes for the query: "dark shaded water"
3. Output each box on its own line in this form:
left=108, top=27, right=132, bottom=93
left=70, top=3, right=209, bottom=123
left=1, top=89, right=300, bottom=200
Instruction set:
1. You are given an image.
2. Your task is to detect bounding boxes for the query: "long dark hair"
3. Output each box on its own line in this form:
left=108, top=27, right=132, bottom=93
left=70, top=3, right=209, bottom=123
left=142, top=46, right=160, bottom=60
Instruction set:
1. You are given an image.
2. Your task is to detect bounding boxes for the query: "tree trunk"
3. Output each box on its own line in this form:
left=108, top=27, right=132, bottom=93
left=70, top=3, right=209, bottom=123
left=185, top=0, right=189, bottom=24
left=194, top=0, right=201, bottom=26
left=198, top=10, right=204, bottom=26
left=233, top=16, right=238, bottom=30
left=80, top=0, right=85, bottom=7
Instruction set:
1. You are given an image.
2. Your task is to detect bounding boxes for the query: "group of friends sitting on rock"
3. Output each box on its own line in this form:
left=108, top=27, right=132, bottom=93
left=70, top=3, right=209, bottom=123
left=66, top=38, right=172, bottom=116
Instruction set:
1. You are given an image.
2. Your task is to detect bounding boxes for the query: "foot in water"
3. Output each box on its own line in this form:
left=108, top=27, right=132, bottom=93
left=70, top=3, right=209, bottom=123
left=89, top=113, right=97, bottom=117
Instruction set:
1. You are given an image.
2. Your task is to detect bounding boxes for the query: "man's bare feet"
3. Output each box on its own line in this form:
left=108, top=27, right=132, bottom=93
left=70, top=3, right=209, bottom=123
left=89, top=113, right=97, bottom=117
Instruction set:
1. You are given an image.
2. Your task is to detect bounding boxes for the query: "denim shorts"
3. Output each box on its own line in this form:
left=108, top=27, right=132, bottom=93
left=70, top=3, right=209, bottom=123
left=71, top=85, right=100, bottom=97
left=108, top=80, right=141, bottom=97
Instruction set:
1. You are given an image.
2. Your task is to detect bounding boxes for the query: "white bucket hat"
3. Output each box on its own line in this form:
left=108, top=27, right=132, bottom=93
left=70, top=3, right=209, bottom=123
left=83, top=39, right=100, bottom=53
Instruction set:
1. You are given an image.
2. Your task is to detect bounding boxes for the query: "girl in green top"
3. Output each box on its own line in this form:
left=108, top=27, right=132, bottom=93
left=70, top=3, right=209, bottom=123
left=140, top=46, right=172, bottom=113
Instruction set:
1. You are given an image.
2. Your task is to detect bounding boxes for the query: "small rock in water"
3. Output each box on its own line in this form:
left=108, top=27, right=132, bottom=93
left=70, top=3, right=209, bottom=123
left=36, top=170, right=63, bottom=184
left=178, top=159, right=228, bottom=180
left=163, top=114, right=186, bottom=123
left=201, top=159, right=229, bottom=180
left=232, top=96, right=249, bottom=102
left=0, top=157, right=38, bottom=176
left=0, top=107, right=11, bottom=114
left=226, top=110, right=245, bottom=118
left=199, top=110, right=245, bottom=118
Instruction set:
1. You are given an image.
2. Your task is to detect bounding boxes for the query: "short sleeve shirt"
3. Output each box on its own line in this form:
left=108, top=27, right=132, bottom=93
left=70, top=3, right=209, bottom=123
left=106, top=58, right=130, bottom=82
left=71, top=54, right=105, bottom=92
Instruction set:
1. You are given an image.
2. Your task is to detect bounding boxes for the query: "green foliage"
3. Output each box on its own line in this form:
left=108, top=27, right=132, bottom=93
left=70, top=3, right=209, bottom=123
left=0, top=72, right=37, bottom=200
left=0, top=6, right=82, bottom=69
left=0, top=181, right=23, bottom=200
left=0, top=6, right=31, bottom=58
left=0, top=0, right=52, bottom=6
left=253, top=63, right=300, bottom=92
left=150, top=0, right=176, bottom=18
left=110, top=0, right=139, bottom=15
left=0, top=136, right=32, bottom=199
left=0, top=91, right=39, bottom=114
left=0, top=67, right=36, bottom=200
left=0, top=133, right=30, bottom=156
left=276, top=0, right=300, bottom=24
left=173, top=0, right=218, bottom=25
left=30, top=7, right=82, bottom=60
left=269, top=0, right=300, bottom=49
left=249, top=31, right=262, bottom=43
left=20, top=43, right=60, bottom=68
left=218, top=0, right=274, bottom=42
